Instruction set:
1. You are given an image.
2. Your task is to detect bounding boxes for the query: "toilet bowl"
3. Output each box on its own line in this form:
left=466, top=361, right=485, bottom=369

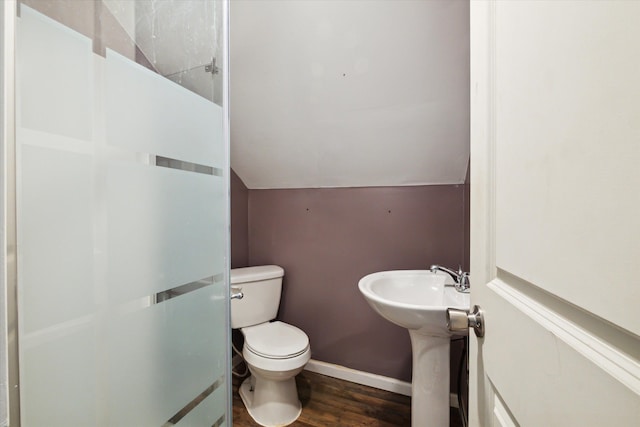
left=239, top=321, right=310, bottom=426
left=231, top=266, right=311, bottom=427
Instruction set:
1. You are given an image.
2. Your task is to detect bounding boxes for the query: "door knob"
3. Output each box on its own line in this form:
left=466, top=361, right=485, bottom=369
left=447, top=305, right=484, bottom=337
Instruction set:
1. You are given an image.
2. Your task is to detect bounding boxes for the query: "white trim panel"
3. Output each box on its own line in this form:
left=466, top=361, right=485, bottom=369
left=489, top=278, right=640, bottom=395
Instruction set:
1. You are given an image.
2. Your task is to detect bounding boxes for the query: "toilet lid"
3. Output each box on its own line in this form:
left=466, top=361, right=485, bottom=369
left=242, top=321, right=309, bottom=359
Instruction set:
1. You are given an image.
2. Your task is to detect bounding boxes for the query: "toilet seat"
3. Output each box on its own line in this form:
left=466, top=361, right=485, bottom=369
left=242, top=321, right=309, bottom=359
left=241, top=321, right=311, bottom=372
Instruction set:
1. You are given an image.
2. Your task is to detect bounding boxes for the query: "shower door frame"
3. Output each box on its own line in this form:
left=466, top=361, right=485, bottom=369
left=3, top=0, right=20, bottom=425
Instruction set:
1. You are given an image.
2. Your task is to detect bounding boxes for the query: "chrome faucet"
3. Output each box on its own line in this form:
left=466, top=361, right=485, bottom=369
left=430, top=264, right=470, bottom=293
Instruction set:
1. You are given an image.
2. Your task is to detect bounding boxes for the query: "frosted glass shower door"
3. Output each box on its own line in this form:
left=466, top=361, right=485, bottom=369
left=14, top=2, right=229, bottom=426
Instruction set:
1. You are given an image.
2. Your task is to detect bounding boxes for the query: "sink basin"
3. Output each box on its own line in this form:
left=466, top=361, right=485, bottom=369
left=358, top=270, right=470, bottom=335
left=358, top=270, right=471, bottom=427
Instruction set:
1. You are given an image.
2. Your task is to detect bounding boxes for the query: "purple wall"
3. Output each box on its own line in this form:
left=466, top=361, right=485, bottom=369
left=247, top=185, right=467, bottom=382
left=231, top=169, right=249, bottom=269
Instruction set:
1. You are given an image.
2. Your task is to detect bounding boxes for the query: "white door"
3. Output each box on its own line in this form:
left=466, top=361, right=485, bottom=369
left=469, top=1, right=640, bottom=426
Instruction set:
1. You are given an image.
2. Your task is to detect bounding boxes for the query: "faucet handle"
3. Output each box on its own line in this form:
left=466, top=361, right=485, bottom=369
left=456, top=272, right=471, bottom=293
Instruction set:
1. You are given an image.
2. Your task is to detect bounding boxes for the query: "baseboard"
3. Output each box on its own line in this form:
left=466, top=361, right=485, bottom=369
left=304, top=359, right=412, bottom=396
left=304, top=359, right=459, bottom=408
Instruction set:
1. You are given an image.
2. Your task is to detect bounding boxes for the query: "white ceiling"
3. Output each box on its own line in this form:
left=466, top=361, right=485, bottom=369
left=230, top=0, right=469, bottom=189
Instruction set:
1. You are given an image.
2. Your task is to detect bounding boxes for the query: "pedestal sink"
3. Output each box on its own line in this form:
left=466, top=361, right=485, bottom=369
left=358, top=270, right=470, bottom=427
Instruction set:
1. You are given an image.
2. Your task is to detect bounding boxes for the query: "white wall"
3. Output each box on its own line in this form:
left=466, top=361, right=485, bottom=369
left=231, top=0, right=469, bottom=189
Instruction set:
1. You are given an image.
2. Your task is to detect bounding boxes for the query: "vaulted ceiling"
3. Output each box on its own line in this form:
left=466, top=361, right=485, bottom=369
left=230, top=0, right=469, bottom=189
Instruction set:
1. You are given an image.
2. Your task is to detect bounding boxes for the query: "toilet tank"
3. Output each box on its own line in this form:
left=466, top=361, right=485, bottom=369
left=230, top=265, right=285, bottom=329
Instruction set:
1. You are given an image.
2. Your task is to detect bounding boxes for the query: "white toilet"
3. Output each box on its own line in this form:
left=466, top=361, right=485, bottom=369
left=230, top=265, right=311, bottom=427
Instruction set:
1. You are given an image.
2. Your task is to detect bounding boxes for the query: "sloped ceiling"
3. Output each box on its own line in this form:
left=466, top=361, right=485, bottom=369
left=230, top=0, right=469, bottom=189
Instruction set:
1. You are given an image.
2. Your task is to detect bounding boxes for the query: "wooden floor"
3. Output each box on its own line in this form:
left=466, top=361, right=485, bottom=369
left=232, top=370, right=464, bottom=427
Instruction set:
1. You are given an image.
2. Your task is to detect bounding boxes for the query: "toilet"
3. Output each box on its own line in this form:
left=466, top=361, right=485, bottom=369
left=230, top=265, right=311, bottom=427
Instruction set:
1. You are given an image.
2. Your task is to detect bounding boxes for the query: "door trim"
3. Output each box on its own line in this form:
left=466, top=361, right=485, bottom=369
left=470, top=0, right=497, bottom=288
left=469, top=1, right=498, bottom=425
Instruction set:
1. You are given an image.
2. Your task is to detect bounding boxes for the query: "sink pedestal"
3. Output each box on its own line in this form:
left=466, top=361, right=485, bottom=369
left=409, top=331, right=450, bottom=427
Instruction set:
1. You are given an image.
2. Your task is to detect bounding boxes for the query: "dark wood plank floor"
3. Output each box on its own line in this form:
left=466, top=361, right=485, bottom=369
left=232, top=370, right=463, bottom=427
